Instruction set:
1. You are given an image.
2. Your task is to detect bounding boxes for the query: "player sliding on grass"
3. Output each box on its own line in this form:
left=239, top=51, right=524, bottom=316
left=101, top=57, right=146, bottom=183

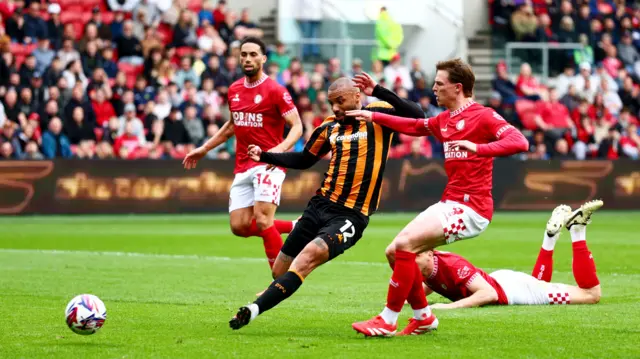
left=349, top=58, right=530, bottom=336
left=183, top=37, right=301, bottom=271
left=418, top=200, right=602, bottom=310
left=229, top=76, right=425, bottom=330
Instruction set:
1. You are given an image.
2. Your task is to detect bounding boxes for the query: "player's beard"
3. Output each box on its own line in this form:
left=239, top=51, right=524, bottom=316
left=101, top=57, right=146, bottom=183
left=243, top=64, right=261, bottom=78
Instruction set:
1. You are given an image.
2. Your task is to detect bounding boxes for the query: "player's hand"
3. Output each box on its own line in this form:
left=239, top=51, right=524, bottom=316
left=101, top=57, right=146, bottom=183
left=345, top=110, right=373, bottom=122
left=448, top=140, right=478, bottom=153
left=183, top=146, right=208, bottom=169
left=353, top=72, right=377, bottom=96
left=247, top=144, right=263, bottom=162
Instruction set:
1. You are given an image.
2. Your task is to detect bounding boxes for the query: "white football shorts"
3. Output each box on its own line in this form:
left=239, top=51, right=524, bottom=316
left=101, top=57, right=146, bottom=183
left=490, top=269, right=571, bottom=305
left=419, top=200, right=490, bottom=244
left=228, top=165, right=286, bottom=212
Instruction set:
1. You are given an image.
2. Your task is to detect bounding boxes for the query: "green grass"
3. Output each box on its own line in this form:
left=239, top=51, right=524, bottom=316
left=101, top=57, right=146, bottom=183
left=1, top=212, right=639, bottom=358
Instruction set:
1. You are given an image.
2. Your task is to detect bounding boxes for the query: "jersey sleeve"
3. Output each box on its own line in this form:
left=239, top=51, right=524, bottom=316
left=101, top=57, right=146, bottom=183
left=273, top=85, right=298, bottom=118
left=425, top=116, right=443, bottom=141
left=483, top=109, right=516, bottom=141
left=304, top=124, right=330, bottom=157
left=451, top=259, right=481, bottom=289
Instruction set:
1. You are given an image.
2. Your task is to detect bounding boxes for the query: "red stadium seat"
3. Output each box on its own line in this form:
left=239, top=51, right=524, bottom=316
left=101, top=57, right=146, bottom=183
left=515, top=99, right=540, bottom=131
left=81, top=12, right=92, bottom=24
left=101, top=12, right=115, bottom=24
left=9, top=43, right=25, bottom=55
left=187, top=0, right=204, bottom=12
left=14, top=54, right=26, bottom=69
left=176, top=46, right=195, bottom=58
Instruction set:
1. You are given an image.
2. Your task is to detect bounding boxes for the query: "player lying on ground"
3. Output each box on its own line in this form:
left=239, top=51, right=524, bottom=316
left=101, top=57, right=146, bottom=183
left=417, top=201, right=602, bottom=310
left=348, top=58, right=530, bottom=337
left=229, top=76, right=426, bottom=330
left=183, top=37, right=302, bottom=271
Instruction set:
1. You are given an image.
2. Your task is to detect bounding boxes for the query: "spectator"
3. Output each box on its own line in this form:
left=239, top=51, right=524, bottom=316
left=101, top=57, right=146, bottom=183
left=46, top=4, right=63, bottom=49
left=6, top=8, right=26, bottom=43
left=58, top=38, right=81, bottom=69
left=1, top=121, right=23, bottom=158
left=203, top=123, right=231, bottom=159
left=602, top=46, right=623, bottom=79
left=102, top=48, right=119, bottom=79
left=536, top=13, right=557, bottom=42
left=598, top=127, right=622, bottom=159
left=19, top=55, right=37, bottom=87
left=118, top=103, right=146, bottom=144
left=153, top=89, right=172, bottom=120
left=45, top=57, right=64, bottom=88
left=573, top=62, right=598, bottom=102
left=172, top=10, right=197, bottom=48
left=410, top=57, right=427, bottom=86
left=553, top=138, right=574, bottom=159
left=552, top=0, right=575, bottom=33
left=41, top=117, right=72, bottom=158
left=3, top=88, right=22, bottom=124
left=269, top=41, right=291, bottom=75
left=516, top=63, right=542, bottom=100
left=82, top=41, right=104, bottom=78
left=282, top=58, right=310, bottom=92
left=92, top=89, right=117, bottom=127
left=219, top=56, right=242, bottom=87
left=183, top=105, right=205, bottom=145
left=65, top=107, right=96, bottom=145
left=600, top=77, right=623, bottom=116
left=212, top=0, right=227, bottom=31
left=621, top=123, right=640, bottom=159
left=18, top=87, right=36, bottom=119
left=33, top=38, right=55, bottom=76
left=116, top=20, right=144, bottom=65
left=0, top=141, right=14, bottom=160
left=133, top=75, right=156, bottom=111
left=557, top=16, right=578, bottom=43
left=618, top=76, right=640, bottom=115
left=511, top=4, right=537, bottom=41
left=535, top=88, right=575, bottom=136
left=111, top=11, right=126, bottom=40
left=575, top=4, right=591, bottom=37
left=384, top=54, right=413, bottom=91
left=560, top=84, right=581, bottom=113
left=114, top=120, right=144, bottom=159
left=65, top=84, right=96, bottom=126
left=374, top=7, right=403, bottom=66
left=175, top=56, right=200, bottom=89
left=22, top=141, right=44, bottom=160
left=555, top=65, right=576, bottom=98
left=79, top=23, right=103, bottom=54
left=95, top=141, right=115, bottom=159
left=617, top=32, right=640, bottom=72
left=146, top=118, right=165, bottom=150
left=574, top=34, right=595, bottom=67
left=162, top=107, right=190, bottom=149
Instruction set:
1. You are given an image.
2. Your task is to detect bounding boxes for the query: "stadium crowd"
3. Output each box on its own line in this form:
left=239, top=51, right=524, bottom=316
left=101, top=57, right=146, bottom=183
left=490, top=0, right=640, bottom=159
left=1, top=0, right=639, bottom=161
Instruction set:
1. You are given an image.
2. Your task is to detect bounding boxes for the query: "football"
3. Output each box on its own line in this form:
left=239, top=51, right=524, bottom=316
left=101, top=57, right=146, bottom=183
left=64, top=294, right=107, bottom=335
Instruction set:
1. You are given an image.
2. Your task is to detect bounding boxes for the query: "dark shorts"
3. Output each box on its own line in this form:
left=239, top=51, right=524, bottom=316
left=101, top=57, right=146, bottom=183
left=281, top=195, right=369, bottom=260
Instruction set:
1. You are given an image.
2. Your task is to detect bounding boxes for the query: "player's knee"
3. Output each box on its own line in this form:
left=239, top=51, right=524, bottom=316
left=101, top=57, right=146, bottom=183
left=385, top=244, right=396, bottom=267
left=254, top=213, right=273, bottom=231
left=230, top=222, right=251, bottom=237
left=391, top=235, right=412, bottom=252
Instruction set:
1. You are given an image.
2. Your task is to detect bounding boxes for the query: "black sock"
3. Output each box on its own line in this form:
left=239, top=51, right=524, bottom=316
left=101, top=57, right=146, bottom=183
left=254, top=271, right=303, bottom=314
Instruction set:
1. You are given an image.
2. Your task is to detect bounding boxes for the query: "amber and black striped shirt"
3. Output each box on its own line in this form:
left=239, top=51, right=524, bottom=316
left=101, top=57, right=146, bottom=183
left=304, top=101, right=396, bottom=216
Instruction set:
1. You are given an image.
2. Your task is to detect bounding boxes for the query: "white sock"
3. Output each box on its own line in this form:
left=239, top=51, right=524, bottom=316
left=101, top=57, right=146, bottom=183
left=248, top=303, right=259, bottom=321
left=541, top=231, right=559, bottom=251
left=380, top=306, right=400, bottom=325
left=570, top=225, right=586, bottom=242
left=413, top=306, right=432, bottom=320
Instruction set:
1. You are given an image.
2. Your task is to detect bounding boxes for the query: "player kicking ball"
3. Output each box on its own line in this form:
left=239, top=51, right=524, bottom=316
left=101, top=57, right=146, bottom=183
left=349, top=58, right=529, bottom=337
left=417, top=200, right=602, bottom=310
left=229, top=77, right=426, bottom=330
left=183, top=37, right=302, bottom=271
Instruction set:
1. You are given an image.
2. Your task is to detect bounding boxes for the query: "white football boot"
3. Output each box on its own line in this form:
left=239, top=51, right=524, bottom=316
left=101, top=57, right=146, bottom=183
left=565, top=200, right=604, bottom=229
left=546, top=204, right=572, bottom=236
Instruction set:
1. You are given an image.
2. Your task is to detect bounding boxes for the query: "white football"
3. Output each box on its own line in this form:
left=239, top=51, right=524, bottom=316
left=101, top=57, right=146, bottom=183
left=65, top=294, right=107, bottom=335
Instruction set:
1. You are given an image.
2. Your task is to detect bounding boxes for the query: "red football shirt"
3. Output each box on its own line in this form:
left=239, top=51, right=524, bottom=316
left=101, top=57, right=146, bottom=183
left=426, top=101, right=516, bottom=220
left=228, top=74, right=297, bottom=174
left=424, top=250, right=508, bottom=305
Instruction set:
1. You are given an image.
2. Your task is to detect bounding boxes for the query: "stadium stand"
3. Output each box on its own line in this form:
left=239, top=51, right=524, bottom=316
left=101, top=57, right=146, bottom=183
left=1, top=0, right=639, bottom=161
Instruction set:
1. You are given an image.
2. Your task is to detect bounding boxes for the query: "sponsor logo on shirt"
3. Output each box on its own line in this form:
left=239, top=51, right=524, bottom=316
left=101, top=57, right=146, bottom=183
left=254, top=94, right=262, bottom=104
left=232, top=94, right=240, bottom=102
left=233, top=112, right=263, bottom=127
left=443, top=141, right=469, bottom=159
left=456, top=120, right=465, bottom=131
left=329, top=131, right=368, bottom=145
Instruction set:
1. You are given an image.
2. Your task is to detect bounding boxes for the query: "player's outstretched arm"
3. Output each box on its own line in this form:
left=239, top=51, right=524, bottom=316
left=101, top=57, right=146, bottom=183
left=270, top=111, right=303, bottom=153
left=248, top=145, right=321, bottom=170
left=346, top=110, right=430, bottom=136
left=431, top=276, right=499, bottom=309
left=353, top=72, right=424, bottom=118
left=183, top=120, right=235, bottom=169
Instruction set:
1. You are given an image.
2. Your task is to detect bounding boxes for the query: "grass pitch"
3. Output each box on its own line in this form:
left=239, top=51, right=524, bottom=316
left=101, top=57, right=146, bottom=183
left=0, top=212, right=639, bottom=358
